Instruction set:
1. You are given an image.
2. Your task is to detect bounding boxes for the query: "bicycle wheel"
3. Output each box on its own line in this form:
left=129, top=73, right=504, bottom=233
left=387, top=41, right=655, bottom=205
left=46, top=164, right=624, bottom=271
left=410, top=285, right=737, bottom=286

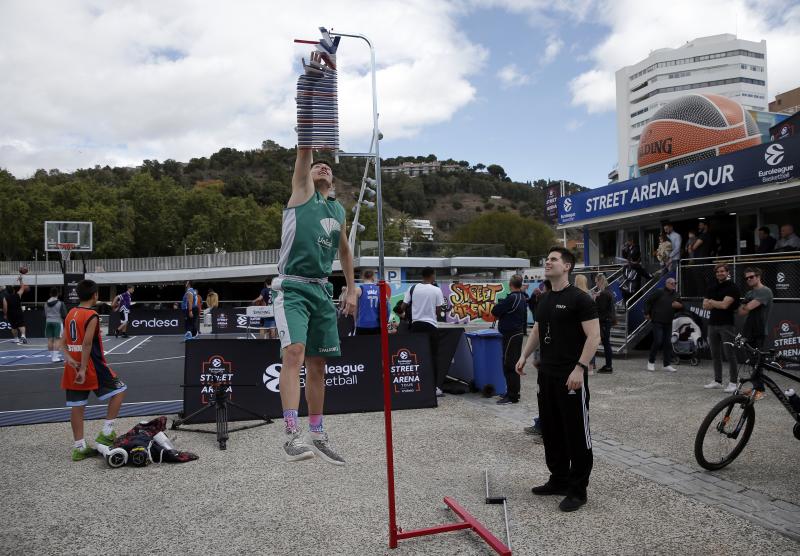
left=694, top=395, right=755, bottom=470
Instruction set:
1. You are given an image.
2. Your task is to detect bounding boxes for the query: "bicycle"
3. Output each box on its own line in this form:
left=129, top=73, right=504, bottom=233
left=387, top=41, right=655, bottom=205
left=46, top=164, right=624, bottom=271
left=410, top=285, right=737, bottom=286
left=694, top=334, right=800, bottom=471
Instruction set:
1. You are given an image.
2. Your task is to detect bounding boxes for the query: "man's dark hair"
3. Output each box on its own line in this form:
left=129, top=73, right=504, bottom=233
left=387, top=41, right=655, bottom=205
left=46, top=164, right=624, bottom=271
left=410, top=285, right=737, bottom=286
left=714, top=262, right=730, bottom=273
left=76, top=280, right=98, bottom=302
left=509, top=274, right=523, bottom=289
left=49, top=287, right=59, bottom=297
left=127, top=284, right=134, bottom=290
left=265, top=277, right=272, bottom=286
left=744, top=266, right=762, bottom=277
left=757, top=226, right=770, bottom=235
left=311, top=159, right=333, bottom=170
left=185, top=280, right=192, bottom=288
left=362, top=269, right=375, bottom=280
left=630, top=254, right=641, bottom=263
left=421, top=267, right=435, bottom=279
left=548, top=246, right=576, bottom=272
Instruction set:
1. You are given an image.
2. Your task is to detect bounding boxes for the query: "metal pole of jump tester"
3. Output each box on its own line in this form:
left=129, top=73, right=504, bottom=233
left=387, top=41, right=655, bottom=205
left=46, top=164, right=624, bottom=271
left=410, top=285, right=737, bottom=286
left=329, top=31, right=397, bottom=548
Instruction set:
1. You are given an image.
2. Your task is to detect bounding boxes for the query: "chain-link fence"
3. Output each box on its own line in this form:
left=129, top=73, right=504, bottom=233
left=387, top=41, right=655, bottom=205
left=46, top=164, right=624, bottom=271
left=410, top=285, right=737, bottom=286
left=679, top=251, right=800, bottom=300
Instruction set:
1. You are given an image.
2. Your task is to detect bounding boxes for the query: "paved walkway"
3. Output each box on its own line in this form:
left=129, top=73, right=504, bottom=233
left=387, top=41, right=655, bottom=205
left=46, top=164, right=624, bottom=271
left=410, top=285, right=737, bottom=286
left=467, top=352, right=800, bottom=542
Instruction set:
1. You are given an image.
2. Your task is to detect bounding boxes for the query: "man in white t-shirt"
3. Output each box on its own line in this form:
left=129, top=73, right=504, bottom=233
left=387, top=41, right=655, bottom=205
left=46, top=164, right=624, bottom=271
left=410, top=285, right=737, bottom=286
left=399, top=266, right=445, bottom=395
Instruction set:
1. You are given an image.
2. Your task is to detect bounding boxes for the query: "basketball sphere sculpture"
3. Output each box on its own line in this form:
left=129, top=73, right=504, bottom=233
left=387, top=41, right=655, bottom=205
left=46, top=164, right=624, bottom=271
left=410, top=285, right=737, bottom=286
left=637, top=93, right=761, bottom=176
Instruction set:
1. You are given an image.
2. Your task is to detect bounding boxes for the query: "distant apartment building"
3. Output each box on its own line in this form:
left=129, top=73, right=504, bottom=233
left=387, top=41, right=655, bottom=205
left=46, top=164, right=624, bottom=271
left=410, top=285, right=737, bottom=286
left=615, top=34, right=768, bottom=181
left=769, top=86, right=800, bottom=115
left=381, top=160, right=464, bottom=178
left=408, top=219, right=435, bottom=240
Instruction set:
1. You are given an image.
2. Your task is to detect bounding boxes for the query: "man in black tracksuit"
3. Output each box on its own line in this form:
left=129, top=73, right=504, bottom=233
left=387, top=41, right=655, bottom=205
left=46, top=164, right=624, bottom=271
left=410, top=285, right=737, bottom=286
left=491, top=274, right=528, bottom=405
left=516, top=247, right=600, bottom=512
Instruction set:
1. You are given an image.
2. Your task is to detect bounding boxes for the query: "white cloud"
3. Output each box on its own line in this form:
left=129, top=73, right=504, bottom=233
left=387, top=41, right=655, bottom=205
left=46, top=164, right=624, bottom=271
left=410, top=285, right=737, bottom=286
left=0, top=0, right=487, bottom=177
left=542, top=35, right=564, bottom=64
left=497, top=63, right=530, bottom=87
left=565, top=119, right=584, bottom=132
left=569, top=0, right=800, bottom=113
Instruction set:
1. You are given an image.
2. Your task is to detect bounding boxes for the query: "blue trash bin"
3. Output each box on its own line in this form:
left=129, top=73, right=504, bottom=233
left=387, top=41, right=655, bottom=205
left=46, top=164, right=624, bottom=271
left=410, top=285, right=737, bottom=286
left=466, top=328, right=506, bottom=396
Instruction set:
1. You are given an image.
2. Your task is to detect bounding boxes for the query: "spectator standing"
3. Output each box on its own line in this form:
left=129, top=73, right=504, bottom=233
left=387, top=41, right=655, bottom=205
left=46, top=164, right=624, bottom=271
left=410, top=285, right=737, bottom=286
left=621, top=237, right=640, bottom=262
left=574, top=275, right=596, bottom=373
left=44, top=287, right=67, bottom=362
left=355, top=269, right=388, bottom=335
left=620, top=255, right=652, bottom=306
left=491, top=274, right=528, bottom=405
left=703, top=263, right=741, bottom=392
left=756, top=226, right=776, bottom=254
left=643, top=277, right=683, bottom=372
left=399, top=267, right=445, bottom=396
left=594, top=274, right=615, bottom=373
left=253, top=278, right=277, bottom=339
left=655, top=233, right=672, bottom=271
left=738, top=267, right=773, bottom=400
left=206, top=289, right=219, bottom=310
left=775, top=224, right=800, bottom=251
left=663, top=221, right=682, bottom=271
left=181, top=281, right=199, bottom=341
left=689, top=220, right=714, bottom=258
left=685, top=230, right=697, bottom=258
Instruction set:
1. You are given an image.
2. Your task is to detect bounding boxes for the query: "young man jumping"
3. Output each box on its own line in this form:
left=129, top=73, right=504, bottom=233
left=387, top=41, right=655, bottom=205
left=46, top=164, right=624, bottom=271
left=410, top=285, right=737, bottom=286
left=271, top=150, right=356, bottom=465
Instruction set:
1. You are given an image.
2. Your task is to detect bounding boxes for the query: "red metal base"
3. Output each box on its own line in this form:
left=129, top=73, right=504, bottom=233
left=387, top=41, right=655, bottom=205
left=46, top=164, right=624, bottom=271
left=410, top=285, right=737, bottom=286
left=393, top=497, right=512, bottom=555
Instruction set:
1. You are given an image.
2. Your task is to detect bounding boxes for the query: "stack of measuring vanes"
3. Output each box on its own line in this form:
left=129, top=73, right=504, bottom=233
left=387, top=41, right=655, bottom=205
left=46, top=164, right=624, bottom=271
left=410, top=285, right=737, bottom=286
left=296, top=27, right=340, bottom=151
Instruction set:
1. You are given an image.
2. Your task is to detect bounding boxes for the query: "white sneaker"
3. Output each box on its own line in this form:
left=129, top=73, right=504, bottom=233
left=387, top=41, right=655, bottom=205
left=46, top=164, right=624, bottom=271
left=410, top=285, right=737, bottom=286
left=436, top=387, right=444, bottom=397
left=646, top=363, right=655, bottom=371
left=663, top=365, right=677, bottom=373
left=704, top=381, right=723, bottom=389
left=723, top=382, right=738, bottom=393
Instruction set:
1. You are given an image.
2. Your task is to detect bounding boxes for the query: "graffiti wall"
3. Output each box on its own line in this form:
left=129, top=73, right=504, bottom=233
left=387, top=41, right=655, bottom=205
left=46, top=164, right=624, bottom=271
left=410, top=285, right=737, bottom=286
left=386, top=281, right=543, bottom=326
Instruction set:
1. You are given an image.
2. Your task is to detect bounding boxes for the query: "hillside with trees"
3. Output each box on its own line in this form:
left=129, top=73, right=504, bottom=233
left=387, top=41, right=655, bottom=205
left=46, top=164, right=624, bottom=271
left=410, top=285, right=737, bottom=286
left=0, top=141, right=582, bottom=260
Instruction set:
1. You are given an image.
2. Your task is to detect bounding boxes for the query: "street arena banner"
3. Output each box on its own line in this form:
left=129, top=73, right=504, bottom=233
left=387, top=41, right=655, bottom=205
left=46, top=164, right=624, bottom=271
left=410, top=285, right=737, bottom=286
left=182, top=334, right=437, bottom=423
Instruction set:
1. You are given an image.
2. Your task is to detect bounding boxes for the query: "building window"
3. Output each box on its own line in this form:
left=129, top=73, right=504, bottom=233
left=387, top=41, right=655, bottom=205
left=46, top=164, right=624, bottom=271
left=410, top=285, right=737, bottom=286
left=630, top=48, right=765, bottom=80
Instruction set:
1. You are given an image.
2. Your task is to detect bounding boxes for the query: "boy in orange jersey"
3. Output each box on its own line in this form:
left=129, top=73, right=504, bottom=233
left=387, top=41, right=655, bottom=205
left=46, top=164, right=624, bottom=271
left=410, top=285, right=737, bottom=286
left=62, top=280, right=127, bottom=461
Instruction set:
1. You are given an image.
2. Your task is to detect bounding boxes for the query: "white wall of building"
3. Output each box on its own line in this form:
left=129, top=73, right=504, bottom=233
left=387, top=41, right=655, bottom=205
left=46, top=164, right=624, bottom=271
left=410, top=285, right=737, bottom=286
left=615, top=34, right=767, bottom=181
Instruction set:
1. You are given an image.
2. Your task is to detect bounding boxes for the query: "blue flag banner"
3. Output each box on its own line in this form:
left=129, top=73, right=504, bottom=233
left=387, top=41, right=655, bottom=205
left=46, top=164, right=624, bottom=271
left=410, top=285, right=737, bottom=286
left=558, top=134, right=800, bottom=225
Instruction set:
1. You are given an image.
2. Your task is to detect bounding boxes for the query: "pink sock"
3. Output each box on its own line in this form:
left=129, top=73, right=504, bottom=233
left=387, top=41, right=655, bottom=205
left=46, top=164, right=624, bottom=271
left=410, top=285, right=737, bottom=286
left=309, top=414, right=324, bottom=433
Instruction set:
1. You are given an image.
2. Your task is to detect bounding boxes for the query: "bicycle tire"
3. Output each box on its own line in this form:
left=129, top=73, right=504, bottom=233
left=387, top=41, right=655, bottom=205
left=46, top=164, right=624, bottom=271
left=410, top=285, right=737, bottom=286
left=694, top=394, right=755, bottom=471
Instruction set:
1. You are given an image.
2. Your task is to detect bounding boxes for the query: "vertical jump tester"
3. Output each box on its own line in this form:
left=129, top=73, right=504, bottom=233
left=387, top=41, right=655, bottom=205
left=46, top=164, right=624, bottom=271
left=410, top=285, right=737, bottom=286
left=294, top=28, right=511, bottom=555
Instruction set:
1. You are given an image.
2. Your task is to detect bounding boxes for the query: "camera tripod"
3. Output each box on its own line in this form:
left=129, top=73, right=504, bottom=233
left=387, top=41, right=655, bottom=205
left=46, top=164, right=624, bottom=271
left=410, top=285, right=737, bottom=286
left=172, top=379, right=272, bottom=450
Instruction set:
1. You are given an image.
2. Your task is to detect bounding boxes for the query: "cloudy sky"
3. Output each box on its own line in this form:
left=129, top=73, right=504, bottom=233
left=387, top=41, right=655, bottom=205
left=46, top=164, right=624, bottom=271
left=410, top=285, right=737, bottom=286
left=1, top=0, right=798, bottom=188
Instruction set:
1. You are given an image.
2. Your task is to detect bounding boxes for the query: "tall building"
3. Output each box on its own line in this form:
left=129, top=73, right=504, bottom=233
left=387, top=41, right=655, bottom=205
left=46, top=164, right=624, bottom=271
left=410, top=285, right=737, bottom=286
left=615, top=34, right=767, bottom=181
left=769, top=86, right=800, bottom=114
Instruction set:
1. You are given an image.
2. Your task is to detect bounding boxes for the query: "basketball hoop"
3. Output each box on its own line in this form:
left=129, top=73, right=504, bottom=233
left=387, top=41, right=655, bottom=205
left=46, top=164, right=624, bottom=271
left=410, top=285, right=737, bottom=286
left=56, top=242, right=77, bottom=263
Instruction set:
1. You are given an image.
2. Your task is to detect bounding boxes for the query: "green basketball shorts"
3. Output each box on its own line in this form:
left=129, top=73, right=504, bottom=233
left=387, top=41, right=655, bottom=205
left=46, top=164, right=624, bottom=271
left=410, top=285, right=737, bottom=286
left=272, top=278, right=341, bottom=357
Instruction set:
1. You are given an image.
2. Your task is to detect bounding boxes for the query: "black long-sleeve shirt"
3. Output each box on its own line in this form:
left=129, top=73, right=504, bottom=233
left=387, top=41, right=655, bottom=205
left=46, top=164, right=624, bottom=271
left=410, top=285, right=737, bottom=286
left=491, top=290, right=528, bottom=335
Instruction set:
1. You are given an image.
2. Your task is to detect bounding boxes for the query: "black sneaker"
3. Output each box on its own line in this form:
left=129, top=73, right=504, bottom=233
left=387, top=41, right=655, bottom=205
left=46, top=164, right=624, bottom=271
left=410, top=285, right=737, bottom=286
left=598, top=366, right=613, bottom=374
left=531, top=481, right=568, bottom=496
left=114, top=330, right=119, bottom=338
left=523, top=425, right=542, bottom=436
left=121, top=333, right=129, bottom=338
left=559, top=494, right=587, bottom=512
left=496, top=396, right=518, bottom=405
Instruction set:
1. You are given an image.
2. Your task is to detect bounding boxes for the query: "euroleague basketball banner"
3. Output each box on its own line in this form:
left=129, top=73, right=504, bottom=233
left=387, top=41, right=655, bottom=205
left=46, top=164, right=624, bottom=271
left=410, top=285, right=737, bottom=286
left=182, top=335, right=437, bottom=423
left=210, top=307, right=261, bottom=334
left=558, top=134, right=800, bottom=224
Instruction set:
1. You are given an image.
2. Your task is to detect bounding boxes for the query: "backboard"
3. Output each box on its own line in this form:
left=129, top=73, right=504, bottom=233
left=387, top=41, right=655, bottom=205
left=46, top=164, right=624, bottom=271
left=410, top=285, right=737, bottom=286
left=44, top=221, right=93, bottom=252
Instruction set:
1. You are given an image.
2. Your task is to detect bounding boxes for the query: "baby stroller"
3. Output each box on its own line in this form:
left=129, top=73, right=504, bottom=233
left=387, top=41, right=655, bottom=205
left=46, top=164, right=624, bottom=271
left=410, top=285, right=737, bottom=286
left=671, top=312, right=703, bottom=366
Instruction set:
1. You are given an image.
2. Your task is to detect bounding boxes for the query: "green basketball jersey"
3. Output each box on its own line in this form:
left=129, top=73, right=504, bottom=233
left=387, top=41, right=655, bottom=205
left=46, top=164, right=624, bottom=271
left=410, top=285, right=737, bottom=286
left=278, top=190, right=346, bottom=279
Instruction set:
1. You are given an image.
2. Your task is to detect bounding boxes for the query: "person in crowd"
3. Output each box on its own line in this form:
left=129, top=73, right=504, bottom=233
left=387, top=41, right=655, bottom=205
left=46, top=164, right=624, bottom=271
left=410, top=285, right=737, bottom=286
left=113, top=285, right=134, bottom=338
left=775, top=223, right=800, bottom=251
left=252, top=278, right=277, bottom=339
left=703, top=263, right=741, bottom=392
left=621, top=237, right=640, bottom=262
left=663, top=221, right=682, bottom=272
left=594, top=274, right=615, bottom=374
left=515, top=247, right=600, bottom=513
left=689, top=220, right=714, bottom=258
left=620, top=254, right=651, bottom=306
left=181, top=281, right=200, bottom=341
left=756, top=226, right=776, bottom=254
left=61, top=279, right=127, bottom=461
left=206, top=288, right=219, bottom=310
left=738, top=267, right=773, bottom=400
left=2, top=277, right=29, bottom=344
left=685, top=230, right=697, bottom=258
left=355, top=269, right=389, bottom=335
left=655, top=232, right=672, bottom=271
left=574, top=275, right=596, bottom=373
left=491, top=274, right=528, bottom=405
left=643, top=277, right=682, bottom=372
left=44, top=287, right=67, bottom=362
left=398, top=267, right=445, bottom=396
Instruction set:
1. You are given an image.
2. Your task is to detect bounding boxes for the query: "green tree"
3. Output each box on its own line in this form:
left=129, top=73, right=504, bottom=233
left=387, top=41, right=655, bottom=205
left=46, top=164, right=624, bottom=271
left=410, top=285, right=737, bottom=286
left=453, top=211, right=554, bottom=258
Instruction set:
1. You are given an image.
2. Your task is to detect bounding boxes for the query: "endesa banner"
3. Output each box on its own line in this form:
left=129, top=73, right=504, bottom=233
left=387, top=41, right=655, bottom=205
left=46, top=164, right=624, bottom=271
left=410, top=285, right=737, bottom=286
left=0, top=309, right=45, bottom=338
left=182, top=335, right=437, bottom=423
left=108, top=309, right=184, bottom=336
left=558, top=134, right=800, bottom=224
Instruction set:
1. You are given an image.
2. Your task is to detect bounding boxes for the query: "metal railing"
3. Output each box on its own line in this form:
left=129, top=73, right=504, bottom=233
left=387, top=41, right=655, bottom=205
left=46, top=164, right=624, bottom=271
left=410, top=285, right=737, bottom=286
left=679, top=250, right=800, bottom=300
left=0, top=249, right=281, bottom=275
left=357, top=242, right=506, bottom=258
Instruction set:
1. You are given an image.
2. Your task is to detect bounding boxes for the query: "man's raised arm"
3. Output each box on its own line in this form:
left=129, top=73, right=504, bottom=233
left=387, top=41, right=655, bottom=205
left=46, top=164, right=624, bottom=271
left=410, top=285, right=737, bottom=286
left=289, top=148, right=315, bottom=207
